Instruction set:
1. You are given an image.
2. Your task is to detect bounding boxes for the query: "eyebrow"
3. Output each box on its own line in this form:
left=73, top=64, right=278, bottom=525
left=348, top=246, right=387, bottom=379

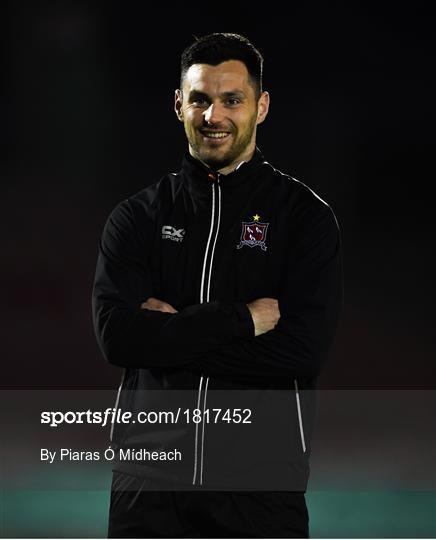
left=188, top=89, right=246, bottom=101
left=188, top=90, right=209, bottom=101
left=221, top=90, right=246, bottom=98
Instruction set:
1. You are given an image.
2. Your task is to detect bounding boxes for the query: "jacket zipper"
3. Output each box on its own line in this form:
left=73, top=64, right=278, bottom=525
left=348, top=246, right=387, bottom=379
left=110, top=369, right=126, bottom=443
left=294, top=379, right=307, bottom=453
left=192, top=172, right=221, bottom=486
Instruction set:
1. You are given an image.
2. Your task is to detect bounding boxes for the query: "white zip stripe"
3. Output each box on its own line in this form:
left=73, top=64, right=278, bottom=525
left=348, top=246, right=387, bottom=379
left=206, top=182, right=221, bottom=302
left=192, top=375, right=204, bottom=484
left=110, top=369, right=126, bottom=442
left=200, top=179, right=220, bottom=484
left=199, top=376, right=209, bottom=485
left=199, top=184, right=216, bottom=303
left=193, top=182, right=216, bottom=484
left=294, top=379, right=306, bottom=453
left=194, top=177, right=221, bottom=485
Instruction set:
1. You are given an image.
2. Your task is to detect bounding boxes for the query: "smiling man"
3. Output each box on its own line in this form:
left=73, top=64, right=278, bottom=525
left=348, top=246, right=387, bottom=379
left=93, top=33, right=343, bottom=538
left=175, top=57, right=269, bottom=173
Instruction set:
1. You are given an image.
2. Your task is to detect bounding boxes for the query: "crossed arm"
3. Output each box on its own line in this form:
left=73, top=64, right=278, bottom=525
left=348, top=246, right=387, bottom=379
left=92, top=197, right=343, bottom=383
left=141, top=297, right=280, bottom=337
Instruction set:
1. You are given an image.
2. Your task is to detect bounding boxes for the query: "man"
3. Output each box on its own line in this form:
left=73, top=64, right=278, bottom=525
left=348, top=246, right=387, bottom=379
left=92, top=33, right=343, bottom=538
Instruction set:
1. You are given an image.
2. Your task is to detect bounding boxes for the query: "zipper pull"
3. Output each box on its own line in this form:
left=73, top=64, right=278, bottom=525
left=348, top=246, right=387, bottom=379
left=207, top=172, right=220, bottom=183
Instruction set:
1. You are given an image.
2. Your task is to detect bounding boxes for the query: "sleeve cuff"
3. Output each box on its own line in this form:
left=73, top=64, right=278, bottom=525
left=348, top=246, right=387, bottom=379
left=233, top=302, right=255, bottom=338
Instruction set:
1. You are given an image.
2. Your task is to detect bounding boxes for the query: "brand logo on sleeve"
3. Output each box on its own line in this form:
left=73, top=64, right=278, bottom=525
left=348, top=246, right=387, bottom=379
left=162, top=225, right=185, bottom=242
left=236, top=214, right=269, bottom=251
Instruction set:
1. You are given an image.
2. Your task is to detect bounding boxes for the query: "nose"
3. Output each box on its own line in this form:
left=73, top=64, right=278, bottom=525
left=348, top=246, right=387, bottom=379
left=203, top=102, right=224, bottom=125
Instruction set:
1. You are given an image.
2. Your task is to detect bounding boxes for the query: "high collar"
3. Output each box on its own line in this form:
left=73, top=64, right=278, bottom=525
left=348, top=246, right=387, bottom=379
left=181, top=147, right=266, bottom=193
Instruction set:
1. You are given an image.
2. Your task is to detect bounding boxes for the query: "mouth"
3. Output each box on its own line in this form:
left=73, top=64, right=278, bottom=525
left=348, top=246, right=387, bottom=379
left=200, top=130, right=232, bottom=143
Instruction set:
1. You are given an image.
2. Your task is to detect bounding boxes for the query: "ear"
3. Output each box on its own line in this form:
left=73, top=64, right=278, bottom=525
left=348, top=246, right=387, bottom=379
left=174, top=89, right=184, bottom=122
left=256, top=91, right=270, bottom=125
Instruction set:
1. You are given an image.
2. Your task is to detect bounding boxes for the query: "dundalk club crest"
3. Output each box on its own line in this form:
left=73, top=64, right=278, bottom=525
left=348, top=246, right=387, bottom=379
left=236, top=214, right=269, bottom=251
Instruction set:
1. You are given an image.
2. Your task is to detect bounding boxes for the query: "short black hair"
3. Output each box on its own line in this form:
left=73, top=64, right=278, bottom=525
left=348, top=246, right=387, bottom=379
left=180, top=33, right=264, bottom=98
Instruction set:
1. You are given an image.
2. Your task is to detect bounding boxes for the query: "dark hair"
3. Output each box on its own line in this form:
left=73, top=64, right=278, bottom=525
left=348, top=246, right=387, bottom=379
left=180, top=33, right=264, bottom=98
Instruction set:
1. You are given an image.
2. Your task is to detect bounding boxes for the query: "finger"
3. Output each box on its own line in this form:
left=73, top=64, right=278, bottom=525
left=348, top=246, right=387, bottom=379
left=142, top=297, right=170, bottom=310
left=160, top=305, right=178, bottom=313
left=141, top=303, right=160, bottom=311
left=140, top=302, right=178, bottom=313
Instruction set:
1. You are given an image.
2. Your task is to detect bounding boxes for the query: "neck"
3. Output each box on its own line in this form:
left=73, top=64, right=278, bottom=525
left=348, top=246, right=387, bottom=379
left=217, top=147, right=255, bottom=175
left=189, top=145, right=257, bottom=177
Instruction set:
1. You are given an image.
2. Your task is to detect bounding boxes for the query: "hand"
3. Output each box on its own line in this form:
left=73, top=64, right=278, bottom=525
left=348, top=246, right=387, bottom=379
left=140, top=297, right=178, bottom=313
left=247, top=297, right=280, bottom=336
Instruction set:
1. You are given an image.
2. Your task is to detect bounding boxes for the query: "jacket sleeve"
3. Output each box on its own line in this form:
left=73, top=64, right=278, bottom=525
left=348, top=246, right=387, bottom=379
left=92, top=198, right=254, bottom=368
left=189, top=198, right=344, bottom=384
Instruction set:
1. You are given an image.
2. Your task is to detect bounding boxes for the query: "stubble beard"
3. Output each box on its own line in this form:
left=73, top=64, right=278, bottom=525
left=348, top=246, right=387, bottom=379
left=186, top=113, right=258, bottom=171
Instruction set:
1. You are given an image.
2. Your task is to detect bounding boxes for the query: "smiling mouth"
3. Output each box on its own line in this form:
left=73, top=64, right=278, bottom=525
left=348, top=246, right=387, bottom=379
left=201, top=130, right=231, bottom=139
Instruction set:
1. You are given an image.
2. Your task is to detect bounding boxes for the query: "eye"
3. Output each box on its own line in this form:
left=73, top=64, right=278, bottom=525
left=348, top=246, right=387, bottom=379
left=192, top=98, right=209, bottom=107
left=225, top=98, right=241, bottom=106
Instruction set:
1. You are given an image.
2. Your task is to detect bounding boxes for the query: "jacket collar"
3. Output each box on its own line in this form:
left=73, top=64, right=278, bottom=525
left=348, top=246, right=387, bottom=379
left=181, top=147, right=266, bottom=193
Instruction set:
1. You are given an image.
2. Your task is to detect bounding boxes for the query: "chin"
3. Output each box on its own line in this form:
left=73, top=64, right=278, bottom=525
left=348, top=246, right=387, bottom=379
left=202, top=155, right=232, bottom=171
left=194, top=148, right=228, bottom=169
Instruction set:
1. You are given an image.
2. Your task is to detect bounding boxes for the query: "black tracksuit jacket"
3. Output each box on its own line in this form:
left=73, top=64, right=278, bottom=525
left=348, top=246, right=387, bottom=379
left=92, top=148, right=343, bottom=491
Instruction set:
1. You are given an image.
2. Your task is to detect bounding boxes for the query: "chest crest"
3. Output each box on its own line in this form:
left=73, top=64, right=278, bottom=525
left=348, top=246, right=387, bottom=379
left=236, top=214, right=269, bottom=251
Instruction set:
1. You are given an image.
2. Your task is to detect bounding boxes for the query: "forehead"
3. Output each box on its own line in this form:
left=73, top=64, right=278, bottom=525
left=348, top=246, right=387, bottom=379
left=183, top=60, right=252, bottom=95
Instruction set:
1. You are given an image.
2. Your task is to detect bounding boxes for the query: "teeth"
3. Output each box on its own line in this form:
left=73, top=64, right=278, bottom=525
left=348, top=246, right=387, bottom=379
left=203, top=132, right=229, bottom=139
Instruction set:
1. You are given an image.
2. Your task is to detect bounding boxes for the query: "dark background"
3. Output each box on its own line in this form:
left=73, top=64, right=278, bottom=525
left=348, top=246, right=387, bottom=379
left=3, top=2, right=435, bottom=389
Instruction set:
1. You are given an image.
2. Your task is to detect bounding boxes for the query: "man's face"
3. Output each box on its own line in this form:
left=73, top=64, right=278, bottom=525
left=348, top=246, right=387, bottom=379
left=175, top=60, right=269, bottom=172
